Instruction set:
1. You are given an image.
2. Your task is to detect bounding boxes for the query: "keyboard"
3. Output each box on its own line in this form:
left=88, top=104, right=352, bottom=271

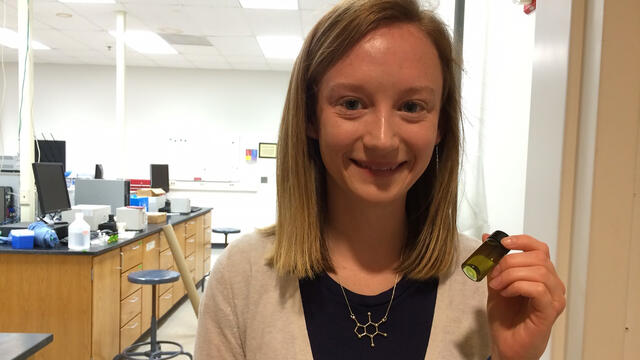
left=190, top=206, right=202, bottom=213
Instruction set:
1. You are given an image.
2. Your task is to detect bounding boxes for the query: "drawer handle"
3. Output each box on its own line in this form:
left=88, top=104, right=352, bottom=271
left=187, top=239, right=195, bottom=243
left=128, top=322, right=138, bottom=329
left=162, top=294, right=172, bottom=299
left=129, top=297, right=139, bottom=303
left=132, top=245, right=140, bottom=250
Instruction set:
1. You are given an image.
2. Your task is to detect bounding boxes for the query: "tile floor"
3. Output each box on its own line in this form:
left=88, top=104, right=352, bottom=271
left=142, top=247, right=224, bottom=356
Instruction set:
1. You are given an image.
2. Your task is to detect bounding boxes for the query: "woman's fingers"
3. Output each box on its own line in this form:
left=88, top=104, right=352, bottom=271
left=498, top=280, right=566, bottom=318
left=501, top=234, right=550, bottom=257
left=489, top=265, right=565, bottom=300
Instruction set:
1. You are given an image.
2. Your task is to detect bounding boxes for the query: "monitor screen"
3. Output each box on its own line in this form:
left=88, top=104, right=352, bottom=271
left=34, top=140, right=66, bottom=172
left=150, top=164, right=169, bottom=193
left=32, top=162, right=71, bottom=215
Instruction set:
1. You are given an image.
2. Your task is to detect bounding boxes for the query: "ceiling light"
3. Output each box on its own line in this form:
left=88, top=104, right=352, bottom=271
left=0, top=28, right=50, bottom=50
left=109, top=30, right=177, bottom=54
left=58, top=0, right=116, bottom=4
left=257, top=35, right=302, bottom=59
left=239, top=0, right=298, bottom=10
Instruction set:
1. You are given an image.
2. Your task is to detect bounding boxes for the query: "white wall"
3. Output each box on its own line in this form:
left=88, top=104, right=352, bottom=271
left=0, top=63, right=289, bottom=241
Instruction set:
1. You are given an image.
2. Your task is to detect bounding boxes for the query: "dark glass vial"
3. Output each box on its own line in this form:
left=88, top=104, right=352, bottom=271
left=461, top=230, right=510, bottom=282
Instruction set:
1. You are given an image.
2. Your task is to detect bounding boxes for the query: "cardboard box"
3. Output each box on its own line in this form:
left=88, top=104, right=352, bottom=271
left=136, top=188, right=166, bottom=197
left=147, top=212, right=167, bottom=224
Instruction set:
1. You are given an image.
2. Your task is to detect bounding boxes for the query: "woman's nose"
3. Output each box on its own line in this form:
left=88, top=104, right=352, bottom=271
left=362, top=109, right=400, bottom=153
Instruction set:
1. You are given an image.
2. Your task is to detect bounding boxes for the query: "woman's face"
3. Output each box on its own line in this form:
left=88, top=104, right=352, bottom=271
left=313, top=23, right=443, bottom=205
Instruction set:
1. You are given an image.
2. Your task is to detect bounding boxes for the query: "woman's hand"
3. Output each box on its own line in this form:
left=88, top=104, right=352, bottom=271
left=483, top=233, right=566, bottom=360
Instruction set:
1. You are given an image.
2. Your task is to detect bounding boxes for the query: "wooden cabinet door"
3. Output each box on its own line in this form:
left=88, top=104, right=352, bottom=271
left=92, top=250, right=121, bottom=360
left=195, top=215, right=204, bottom=283
left=142, top=234, right=160, bottom=331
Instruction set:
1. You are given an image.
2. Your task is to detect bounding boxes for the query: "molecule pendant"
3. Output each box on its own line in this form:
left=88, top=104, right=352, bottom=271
left=350, top=312, right=388, bottom=347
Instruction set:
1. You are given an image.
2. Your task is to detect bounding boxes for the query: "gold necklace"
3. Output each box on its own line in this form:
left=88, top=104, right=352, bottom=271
left=339, top=273, right=400, bottom=348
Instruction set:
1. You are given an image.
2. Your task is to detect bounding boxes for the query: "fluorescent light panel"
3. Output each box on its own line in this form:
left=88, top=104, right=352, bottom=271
left=239, top=0, right=298, bottom=10
left=0, top=28, right=50, bottom=50
left=109, top=30, right=177, bottom=54
left=58, top=0, right=115, bottom=4
left=257, top=35, right=302, bottom=59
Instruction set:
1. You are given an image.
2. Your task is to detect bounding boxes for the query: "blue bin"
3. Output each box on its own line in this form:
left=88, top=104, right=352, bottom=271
left=10, top=229, right=35, bottom=249
left=130, top=195, right=149, bottom=211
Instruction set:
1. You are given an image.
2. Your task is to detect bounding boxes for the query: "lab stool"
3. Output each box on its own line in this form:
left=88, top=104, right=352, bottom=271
left=115, top=270, right=192, bottom=360
left=211, top=227, right=240, bottom=247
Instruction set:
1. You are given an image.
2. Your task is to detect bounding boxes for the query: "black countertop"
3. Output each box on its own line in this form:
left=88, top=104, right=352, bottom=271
left=0, top=208, right=211, bottom=256
left=0, top=333, right=53, bottom=360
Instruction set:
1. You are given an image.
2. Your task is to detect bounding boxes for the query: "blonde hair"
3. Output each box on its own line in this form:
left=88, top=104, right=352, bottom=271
left=263, top=0, right=461, bottom=280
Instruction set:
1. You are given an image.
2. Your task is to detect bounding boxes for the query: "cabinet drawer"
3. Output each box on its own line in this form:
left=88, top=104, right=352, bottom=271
left=185, top=220, right=197, bottom=238
left=121, top=265, right=143, bottom=300
left=185, top=254, right=195, bottom=272
left=204, top=257, right=211, bottom=274
left=159, top=249, right=173, bottom=270
left=120, top=313, right=141, bottom=352
left=173, top=276, right=185, bottom=299
left=121, top=240, right=143, bottom=272
left=158, top=289, right=173, bottom=317
left=185, top=236, right=195, bottom=256
left=158, top=266, right=174, bottom=295
left=120, top=288, right=142, bottom=327
left=160, top=232, right=169, bottom=251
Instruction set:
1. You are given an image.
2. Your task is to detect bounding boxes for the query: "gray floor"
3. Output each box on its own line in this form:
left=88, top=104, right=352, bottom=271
left=144, top=247, right=224, bottom=356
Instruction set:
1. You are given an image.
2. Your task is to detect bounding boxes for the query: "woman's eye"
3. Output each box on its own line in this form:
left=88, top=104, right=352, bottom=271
left=340, top=99, right=363, bottom=111
left=401, top=101, right=425, bottom=113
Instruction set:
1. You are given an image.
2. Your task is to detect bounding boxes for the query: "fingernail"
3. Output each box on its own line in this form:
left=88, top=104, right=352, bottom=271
left=502, top=237, right=513, bottom=246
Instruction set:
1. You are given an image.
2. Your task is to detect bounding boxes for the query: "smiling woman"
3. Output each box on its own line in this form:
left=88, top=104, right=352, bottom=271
left=194, top=1, right=565, bottom=359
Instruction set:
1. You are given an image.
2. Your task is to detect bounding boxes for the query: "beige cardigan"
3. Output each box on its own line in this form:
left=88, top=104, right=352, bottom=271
left=195, top=232, right=491, bottom=359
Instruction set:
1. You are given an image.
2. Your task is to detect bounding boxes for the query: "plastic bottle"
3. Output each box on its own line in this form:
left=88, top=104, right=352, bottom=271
left=68, top=212, right=91, bottom=250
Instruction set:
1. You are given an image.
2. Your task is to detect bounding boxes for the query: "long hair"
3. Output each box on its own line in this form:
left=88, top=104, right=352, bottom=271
left=263, top=0, right=461, bottom=280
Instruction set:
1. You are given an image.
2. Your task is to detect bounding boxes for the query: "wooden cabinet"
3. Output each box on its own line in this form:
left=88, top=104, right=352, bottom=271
left=0, top=209, right=211, bottom=360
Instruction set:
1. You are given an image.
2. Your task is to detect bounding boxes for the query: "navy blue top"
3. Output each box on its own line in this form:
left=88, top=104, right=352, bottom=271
left=299, top=273, right=438, bottom=360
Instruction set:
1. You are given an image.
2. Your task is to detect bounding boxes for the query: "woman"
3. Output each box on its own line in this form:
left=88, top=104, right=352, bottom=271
left=195, top=0, right=566, bottom=359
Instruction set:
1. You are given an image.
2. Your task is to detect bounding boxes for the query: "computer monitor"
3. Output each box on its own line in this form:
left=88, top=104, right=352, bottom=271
left=150, top=164, right=169, bottom=193
left=34, top=140, right=66, bottom=172
left=32, top=162, right=71, bottom=216
left=94, top=164, right=103, bottom=179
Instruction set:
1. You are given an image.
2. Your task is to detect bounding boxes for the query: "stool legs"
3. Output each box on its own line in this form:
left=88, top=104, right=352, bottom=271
left=224, top=233, right=229, bottom=246
left=151, top=285, right=158, bottom=354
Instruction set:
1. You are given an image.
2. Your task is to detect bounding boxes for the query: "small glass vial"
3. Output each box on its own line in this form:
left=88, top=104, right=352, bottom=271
left=461, top=230, right=510, bottom=282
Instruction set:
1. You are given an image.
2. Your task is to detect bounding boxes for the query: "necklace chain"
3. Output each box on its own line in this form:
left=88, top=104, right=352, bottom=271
left=339, top=272, right=400, bottom=348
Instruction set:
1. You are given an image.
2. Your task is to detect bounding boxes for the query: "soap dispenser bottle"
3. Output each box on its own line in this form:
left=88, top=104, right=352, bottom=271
left=68, top=212, right=91, bottom=250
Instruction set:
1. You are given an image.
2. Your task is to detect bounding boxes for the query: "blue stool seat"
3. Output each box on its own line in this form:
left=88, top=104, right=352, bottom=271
left=115, top=270, right=191, bottom=360
left=128, top=270, right=180, bottom=285
left=212, top=227, right=240, bottom=247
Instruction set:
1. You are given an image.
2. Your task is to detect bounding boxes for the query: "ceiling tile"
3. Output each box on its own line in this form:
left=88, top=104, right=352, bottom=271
left=33, top=49, right=80, bottom=64
left=61, top=30, right=115, bottom=52
left=32, top=2, right=102, bottom=31
left=184, top=7, right=252, bottom=36
left=32, top=29, right=90, bottom=50
left=149, top=55, right=194, bottom=68
left=182, top=53, right=227, bottom=63
left=207, top=36, right=262, bottom=56
left=173, top=44, right=220, bottom=56
left=193, top=62, right=232, bottom=70
left=121, top=4, right=202, bottom=35
left=299, top=0, right=339, bottom=11
left=243, top=9, right=301, bottom=36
